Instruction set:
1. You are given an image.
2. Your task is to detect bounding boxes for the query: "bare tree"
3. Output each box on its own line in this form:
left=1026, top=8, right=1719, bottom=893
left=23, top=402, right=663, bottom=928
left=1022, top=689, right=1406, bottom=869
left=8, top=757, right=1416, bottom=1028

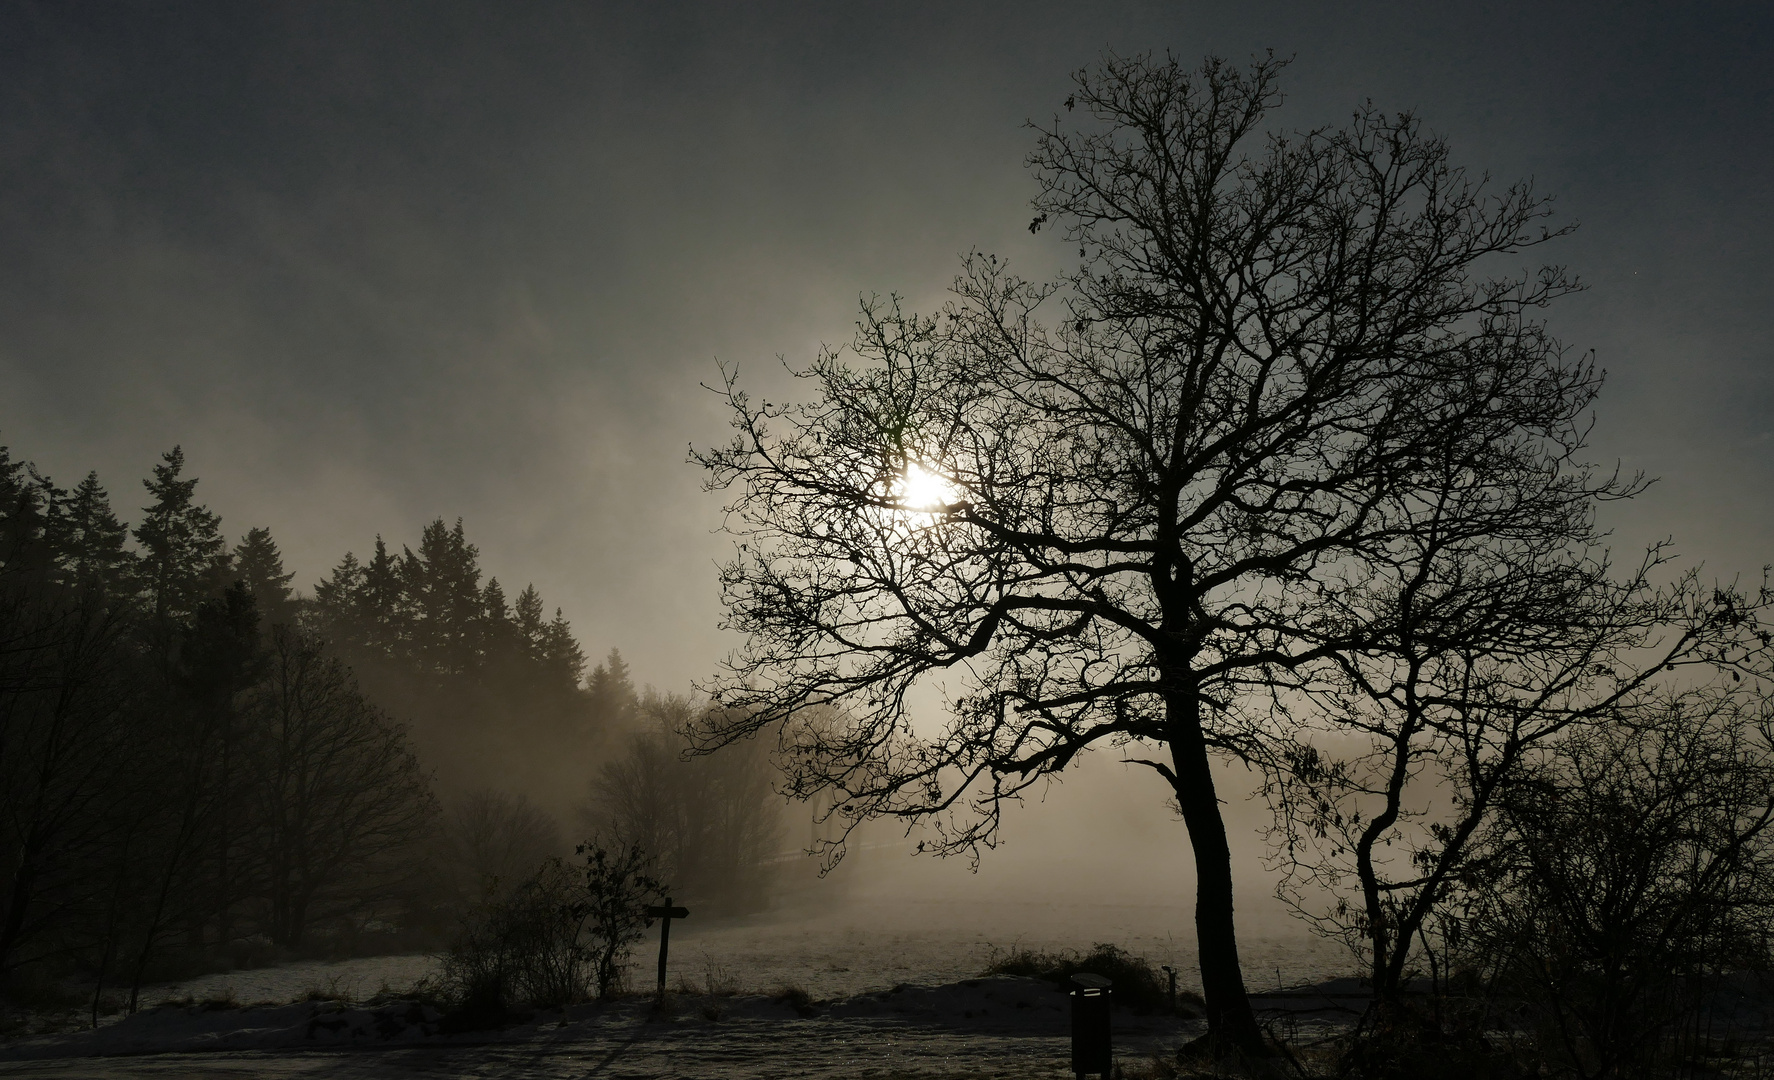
left=1466, top=686, right=1774, bottom=1078
left=0, top=586, right=141, bottom=982
left=693, top=52, right=1609, bottom=1053
left=1264, top=550, right=1771, bottom=1008
left=0, top=455, right=142, bottom=984
left=1252, top=385, right=1774, bottom=1010
left=245, top=627, right=436, bottom=947
left=434, top=789, right=563, bottom=909
left=584, top=693, right=784, bottom=913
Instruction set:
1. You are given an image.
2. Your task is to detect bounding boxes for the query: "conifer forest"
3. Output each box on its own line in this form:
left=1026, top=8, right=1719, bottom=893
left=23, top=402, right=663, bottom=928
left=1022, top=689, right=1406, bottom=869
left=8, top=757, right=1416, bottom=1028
left=0, top=440, right=783, bottom=1009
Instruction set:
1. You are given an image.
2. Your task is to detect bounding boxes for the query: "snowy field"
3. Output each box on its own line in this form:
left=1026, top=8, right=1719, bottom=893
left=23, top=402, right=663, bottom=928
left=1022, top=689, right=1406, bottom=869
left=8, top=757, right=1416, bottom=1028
left=1, top=774, right=1363, bottom=1076
left=0, top=891, right=1357, bottom=1078
left=120, top=894, right=1352, bottom=1010
left=0, top=977, right=1223, bottom=1079
left=0, top=972, right=1370, bottom=1080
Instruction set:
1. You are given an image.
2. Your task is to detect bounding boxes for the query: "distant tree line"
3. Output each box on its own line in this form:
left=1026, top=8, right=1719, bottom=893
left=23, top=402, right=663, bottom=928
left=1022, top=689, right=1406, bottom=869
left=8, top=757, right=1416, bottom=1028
left=307, top=520, right=794, bottom=918
left=309, top=516, right=627, bottom=818
left=0, top=443, right=436, bottom=1008
left=0, top=436, right=795, bottom=1010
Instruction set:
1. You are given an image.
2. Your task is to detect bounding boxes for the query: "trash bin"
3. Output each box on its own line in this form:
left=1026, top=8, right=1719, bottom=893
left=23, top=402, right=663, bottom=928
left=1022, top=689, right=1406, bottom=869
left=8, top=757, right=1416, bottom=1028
left=1069, top=972, right=1113, bottom=1079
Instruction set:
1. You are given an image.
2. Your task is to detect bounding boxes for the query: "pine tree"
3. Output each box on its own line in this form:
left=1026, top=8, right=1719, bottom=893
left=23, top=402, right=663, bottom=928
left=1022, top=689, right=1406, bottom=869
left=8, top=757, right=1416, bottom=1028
left=361, top=537, right=404, bottom=660
left=308, top=521, right=615, bottom=818
left=51, top=472, right=135, bottom=596
left=513, top=584, right=546, bottom=659
left=178, top=582, right=268, bottom=945
left=478, top=577, right=519, bottom=669
left=0, top=446, right=55, bottom=579
left=586, top=648, right=636, bottom=727
left=539, top=608, right=586, bottom=691
left=0, top=443, right=28, bottom=536
left=311, top=535, right=412, bottom=668
left=2, top=477, right=55, bottom=585
left=313, top=551, right=365, bottom=640
left=134, top=447, right=226, bottom=626
left=0, top=443, right=23, bottom=519
left=401, top=519, right=482, bottom=675
left=231, top=527, right=297, bottom=630
left=0, top=447, right=147, bottom=987
left=481, top=578, right=509, bottom=623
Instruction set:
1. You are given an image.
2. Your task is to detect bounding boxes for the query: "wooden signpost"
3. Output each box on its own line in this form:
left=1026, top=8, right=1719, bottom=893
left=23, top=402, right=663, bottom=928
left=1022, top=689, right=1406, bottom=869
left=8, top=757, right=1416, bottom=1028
left=643, top=897, right=690, bottom=995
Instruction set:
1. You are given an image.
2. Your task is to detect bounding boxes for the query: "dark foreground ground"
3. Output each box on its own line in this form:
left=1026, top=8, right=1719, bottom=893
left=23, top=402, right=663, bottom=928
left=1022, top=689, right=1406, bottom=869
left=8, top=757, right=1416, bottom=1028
left=0, top=976, right=1384, bottom=1079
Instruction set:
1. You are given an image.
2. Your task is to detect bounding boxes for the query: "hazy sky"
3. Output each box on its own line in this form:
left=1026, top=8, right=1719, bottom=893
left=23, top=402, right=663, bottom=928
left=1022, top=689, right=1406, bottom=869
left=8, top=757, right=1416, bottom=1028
left=2, top=1, right=1769, bottom=695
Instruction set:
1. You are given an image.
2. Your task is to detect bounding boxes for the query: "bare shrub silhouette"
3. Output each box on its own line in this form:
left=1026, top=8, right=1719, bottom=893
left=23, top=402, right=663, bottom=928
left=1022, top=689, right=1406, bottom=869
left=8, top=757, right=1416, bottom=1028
left=577, top=839, right=664, bottom=1001
left=438, top=841, right=663, bottom=1023
left=1463, top=687, right=1774, bottom=1079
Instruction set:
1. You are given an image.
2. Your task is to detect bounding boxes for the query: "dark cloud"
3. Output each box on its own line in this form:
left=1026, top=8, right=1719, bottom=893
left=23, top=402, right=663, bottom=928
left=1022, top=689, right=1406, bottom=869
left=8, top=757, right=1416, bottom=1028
left=1, top=0, right=1768, bottom=690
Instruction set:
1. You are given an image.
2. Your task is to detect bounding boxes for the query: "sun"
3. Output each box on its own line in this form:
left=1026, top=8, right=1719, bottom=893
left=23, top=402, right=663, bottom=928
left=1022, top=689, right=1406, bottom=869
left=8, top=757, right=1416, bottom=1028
left=895, top=463, right=957, bottom=512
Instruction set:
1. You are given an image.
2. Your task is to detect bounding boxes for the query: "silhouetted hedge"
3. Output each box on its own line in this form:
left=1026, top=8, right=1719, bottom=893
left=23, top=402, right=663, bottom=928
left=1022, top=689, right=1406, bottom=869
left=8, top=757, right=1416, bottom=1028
left=983, top=942, right=1187, bottom=1013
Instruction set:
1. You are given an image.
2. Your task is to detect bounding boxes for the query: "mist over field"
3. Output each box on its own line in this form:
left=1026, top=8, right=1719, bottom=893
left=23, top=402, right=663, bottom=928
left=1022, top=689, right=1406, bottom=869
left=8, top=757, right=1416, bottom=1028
left=2, top=3, right=1772, bottom=1076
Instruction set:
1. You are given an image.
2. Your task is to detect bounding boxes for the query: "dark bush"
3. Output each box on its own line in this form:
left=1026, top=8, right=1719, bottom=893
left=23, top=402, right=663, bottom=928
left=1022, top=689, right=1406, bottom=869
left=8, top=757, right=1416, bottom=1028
left=436, top=838, right=664, bottom=1026
left=1458, top=690, right=1774, bottom=1080
left=577, top=839, right=664, bottom=1000
left=437, top=859, right=585, bottom=1021
left=773, top=983, right=817, bottom=1016
left=1336, top=995, right=1527, bottom=1080
left=983, top=942, right=1176, bottom=1013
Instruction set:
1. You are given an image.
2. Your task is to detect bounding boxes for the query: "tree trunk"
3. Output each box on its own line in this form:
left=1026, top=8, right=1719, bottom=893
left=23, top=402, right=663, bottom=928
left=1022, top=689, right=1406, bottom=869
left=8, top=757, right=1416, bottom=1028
left=214, top=725, right=233, bottom=950
left=1167, top=689, right=1267, bottom=1056
left=0, top=854, right=41, bottom=981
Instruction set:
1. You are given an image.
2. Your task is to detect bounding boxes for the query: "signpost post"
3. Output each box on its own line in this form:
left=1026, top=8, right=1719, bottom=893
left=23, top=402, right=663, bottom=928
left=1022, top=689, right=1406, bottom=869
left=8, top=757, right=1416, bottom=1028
left=643, top=897, right=690, bottom=996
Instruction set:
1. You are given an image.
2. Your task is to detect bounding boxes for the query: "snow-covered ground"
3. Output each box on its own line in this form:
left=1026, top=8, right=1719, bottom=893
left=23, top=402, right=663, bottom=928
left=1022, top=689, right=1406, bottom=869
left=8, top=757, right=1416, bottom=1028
left=0, top=977, right=1202, bottom=1079
left=119, top=893, right=1350, bottom=1010
left=1, top=818, right=1362, bottom=1077
left=3, top=975, right=1386, bottom=1079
